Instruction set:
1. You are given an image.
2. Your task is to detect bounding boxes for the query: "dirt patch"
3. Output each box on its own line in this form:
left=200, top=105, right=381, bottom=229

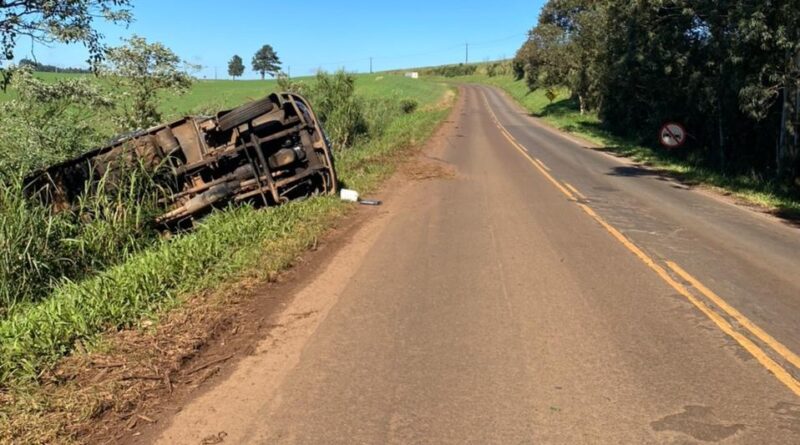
left=423, top=88, right=456, bottom=112
left=400, top=154, right=457, bottom=181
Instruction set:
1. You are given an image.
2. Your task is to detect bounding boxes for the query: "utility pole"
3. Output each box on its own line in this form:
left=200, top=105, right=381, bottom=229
left=214, top=66, right=217, bottom=80
left=465, top=42, right=470, bottom=64
left=370, top=57, right=373, bottom=74
left=288, top=66, right=291, bottom=78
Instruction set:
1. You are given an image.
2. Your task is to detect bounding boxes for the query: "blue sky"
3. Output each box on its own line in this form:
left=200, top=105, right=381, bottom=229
left=18, top=0, right=543, bottom=79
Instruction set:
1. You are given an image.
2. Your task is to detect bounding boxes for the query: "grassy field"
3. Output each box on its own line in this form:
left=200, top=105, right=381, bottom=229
left=441, top=74, right=800, bottom=217
left=0, top=73, right=452, bottom=389
left=1, top=72, right=447, bottom=115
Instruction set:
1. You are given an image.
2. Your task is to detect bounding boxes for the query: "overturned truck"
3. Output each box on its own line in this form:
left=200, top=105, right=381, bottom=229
left=24, top=92, right=338, bottom=227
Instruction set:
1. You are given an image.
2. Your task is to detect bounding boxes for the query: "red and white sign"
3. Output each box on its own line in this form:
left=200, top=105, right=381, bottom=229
left=659, top=122, right=686, bottom=149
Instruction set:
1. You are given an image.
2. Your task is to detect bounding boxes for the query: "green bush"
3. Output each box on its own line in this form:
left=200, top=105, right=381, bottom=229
left=400, top=98, right=418, bottom=114
left=277, top=71, right=409, bottom=147
left=421, top=63, right=478, bottom=78
left=0, top=68, right=114, bottom=178
left=305, top=71, right=369, bottom=148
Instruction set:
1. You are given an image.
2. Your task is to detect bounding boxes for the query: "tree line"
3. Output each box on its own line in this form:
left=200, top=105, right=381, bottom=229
left=17, top=59, right=92, bottom=74
left=514, top=0, right=800, bottom=185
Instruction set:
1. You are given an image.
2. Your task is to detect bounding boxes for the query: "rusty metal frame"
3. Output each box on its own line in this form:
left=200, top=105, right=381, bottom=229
left=24, top=93, right=339, bottom=228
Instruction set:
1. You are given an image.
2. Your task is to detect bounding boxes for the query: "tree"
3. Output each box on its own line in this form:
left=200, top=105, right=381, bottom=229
left=0, top=67, right=114, bottom=176
left=0, top=0, right=132, bottom=87
left=101, top=36, right=192, bottom=130
left=517, top=0, right=605, bottom=115
left=228, top=54, right=244, bottom=79
left=252, top=44, right=281, bottom=79
left=734, top=1, right=800, bottom=179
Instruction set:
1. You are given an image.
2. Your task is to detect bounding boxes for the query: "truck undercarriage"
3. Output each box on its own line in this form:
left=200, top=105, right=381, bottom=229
left=24, top=92, right=338, bottom=227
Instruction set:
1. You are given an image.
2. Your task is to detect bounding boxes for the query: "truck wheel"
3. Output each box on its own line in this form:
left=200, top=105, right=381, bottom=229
left=217, top=97, right=277, bottom=132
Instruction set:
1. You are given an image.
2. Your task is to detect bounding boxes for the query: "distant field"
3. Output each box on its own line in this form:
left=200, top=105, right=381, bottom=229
left=168, top=74, right=448, bottom=117
left=0, top=72, right=447, bottom=118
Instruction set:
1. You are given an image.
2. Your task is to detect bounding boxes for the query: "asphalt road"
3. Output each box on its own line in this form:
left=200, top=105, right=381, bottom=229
left=155, top=85, right=800, bottom=444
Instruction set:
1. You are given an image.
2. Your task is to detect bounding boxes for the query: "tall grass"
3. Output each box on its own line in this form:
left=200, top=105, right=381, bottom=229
left=0, top=166, right=162, bottom=315
left=0, top=181, right=72, bottom=313
left=0, top=200, right=343, bottom=383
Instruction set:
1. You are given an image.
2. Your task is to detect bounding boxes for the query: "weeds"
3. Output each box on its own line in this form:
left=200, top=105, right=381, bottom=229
left=400, top=98, right=418, bottom=114
left=0, top=164, right=163, bottom=314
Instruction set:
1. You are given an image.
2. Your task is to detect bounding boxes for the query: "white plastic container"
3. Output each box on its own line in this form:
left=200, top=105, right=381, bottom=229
left=340, top=188, right=359, bottom=202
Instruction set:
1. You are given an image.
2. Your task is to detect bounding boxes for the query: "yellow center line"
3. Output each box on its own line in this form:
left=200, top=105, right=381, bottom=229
left=534, top=158, right=552, bottom=172
left=481, top=92, right=576, bottom=201
left=667, top=261, right=800, bottom=370
left=479, top=87, right=800, bottom=397
left=563, top=182, right=587, bottom=200
left=504, top=132, right=576, bottom=201
left=578, top=204, right=800, bottom=396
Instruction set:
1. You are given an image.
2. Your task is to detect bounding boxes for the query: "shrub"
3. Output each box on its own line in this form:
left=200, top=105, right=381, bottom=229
left=421, top=63, right=478, bottom=78
left=0, top=68, right=114, bottom=178
left=305, top=71, right=369, bottom=148
left=400, top=98, right=418, bottom=114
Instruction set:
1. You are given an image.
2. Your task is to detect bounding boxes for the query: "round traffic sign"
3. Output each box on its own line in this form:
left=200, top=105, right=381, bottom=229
left=659, top=122, right=686, bottom=149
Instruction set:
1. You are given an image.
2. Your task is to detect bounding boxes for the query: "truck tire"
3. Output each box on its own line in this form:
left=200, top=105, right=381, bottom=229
left=217, top=97, right=277, bottom=132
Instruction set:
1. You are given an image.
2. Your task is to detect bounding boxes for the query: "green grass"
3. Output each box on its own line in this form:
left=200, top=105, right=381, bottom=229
left=0, top=72, right=88, bottom=102
left=0, top=73, right=453, bottom=386
left=443, top=74, right=800, bottom=217
left=1, top=72, right=449, bottom=118
left=162, top=74, right=450, bottom=118
left=160, top=78, right=279, bottom=116
left=0, top=73, right=281, bottom=121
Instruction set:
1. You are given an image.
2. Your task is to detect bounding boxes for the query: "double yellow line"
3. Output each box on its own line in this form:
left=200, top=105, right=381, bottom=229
left=480, top=90, right=800, bottom=397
